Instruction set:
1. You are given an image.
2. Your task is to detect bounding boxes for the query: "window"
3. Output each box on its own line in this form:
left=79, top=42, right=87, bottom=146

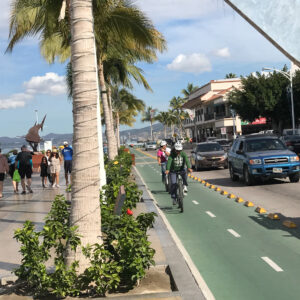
left=238, top=141, right=244, bottom=151
left=196, top=143, right=222, bottom=152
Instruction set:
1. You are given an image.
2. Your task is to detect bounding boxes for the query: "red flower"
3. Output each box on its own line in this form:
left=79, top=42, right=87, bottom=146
left=126, top=209, right=133, bottom=216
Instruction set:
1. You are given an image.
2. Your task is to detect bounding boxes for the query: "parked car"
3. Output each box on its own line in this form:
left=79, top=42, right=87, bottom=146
left=280, top=135, right=300, bottom=155
left=145, top=141, right=157, bottom=151
left=215, top=139, right=232, bottom=152
left=190, top=142, right=228, bottom=171
left=228, top=135, right=300, bottom=185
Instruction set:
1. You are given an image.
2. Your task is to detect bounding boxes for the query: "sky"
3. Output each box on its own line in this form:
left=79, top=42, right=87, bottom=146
left=0, top=0, right=289, bottom=137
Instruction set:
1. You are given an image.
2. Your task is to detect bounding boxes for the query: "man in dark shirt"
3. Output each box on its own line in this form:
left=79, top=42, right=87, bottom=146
left=61, top=141, right=73, bottom=186
left=16, top=145, right=34, bottom=194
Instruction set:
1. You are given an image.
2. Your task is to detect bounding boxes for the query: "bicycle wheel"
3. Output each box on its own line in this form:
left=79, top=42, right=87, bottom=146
left=178, top=178, right=184, bottom=213
left=165, top=175, right=169, bottom=192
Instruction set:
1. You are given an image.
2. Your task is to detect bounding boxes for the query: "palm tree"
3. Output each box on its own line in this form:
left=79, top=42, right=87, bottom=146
left=111, top=86, right=145, bottom=147
left=181, top=83, right=199, bottom=98
left=142, top=106, right=157, bottom=141
left=65, top=0, right=101, bottom=271
left=169, top=96, right=188, bottom=137
left=155, top=111, right=170, bottom=138
left=7, top=0, right=166, bottom=160
left=225, top=73, right=237, bottom=78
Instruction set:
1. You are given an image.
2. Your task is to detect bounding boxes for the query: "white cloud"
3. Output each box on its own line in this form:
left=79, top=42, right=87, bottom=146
left=0, top=73, right=66, bottom=110
left=0, top=93, right=32, bottom=109
left=212, top=47, right=230, bottom=58
left=24, top=72, right=67, bottom=96
left=167, top=53, right=211, bottom=74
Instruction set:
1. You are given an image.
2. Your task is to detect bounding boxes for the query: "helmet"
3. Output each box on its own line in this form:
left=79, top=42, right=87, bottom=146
left=174, top=142, right=183, bottom=151
left=160, top=140, right=167, bottom=146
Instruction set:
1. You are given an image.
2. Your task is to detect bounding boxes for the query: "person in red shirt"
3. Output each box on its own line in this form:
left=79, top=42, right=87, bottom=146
left=157, top=141, right=168, bottom=183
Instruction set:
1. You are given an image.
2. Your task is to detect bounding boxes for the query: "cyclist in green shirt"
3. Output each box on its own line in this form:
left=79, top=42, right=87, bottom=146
left=165, top=142, right=193, bottom=204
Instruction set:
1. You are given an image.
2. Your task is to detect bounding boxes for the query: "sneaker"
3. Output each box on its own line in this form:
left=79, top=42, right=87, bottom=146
left=21, top=191, right=26, bottom=195
left=14, top=190, right=18, bottom=194
left=183, top=185, right=188, bottom=194
left=29, top=189, right=33, bottom=193
left=52, top=184, right=56, bottom=188
left=56, top=184, right=60, bottom=188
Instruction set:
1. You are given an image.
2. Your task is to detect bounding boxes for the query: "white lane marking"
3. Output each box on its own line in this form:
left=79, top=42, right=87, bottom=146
left=261, top=257, right=283, bottom=272
left=206, top=211, right=216, bottom=218
left=227, top=229, right=241, bottom=238
left=192, top=200, right=199, bottom=205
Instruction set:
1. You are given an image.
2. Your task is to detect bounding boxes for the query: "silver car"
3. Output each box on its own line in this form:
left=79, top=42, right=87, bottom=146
left=145, top=142, right=157, bottom=151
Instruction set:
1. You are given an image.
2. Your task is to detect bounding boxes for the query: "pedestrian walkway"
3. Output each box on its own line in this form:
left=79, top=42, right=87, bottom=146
left=0, top=172, right=70, bottom=279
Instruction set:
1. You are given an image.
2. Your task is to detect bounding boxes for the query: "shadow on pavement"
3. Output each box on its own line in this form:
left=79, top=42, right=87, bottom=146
left=0, top=219, right=44, bottom=227
left=158, top=205, right=182, bottom=214
left=151, top=190, right=167, bottom=194
left=0, top=261, right=19, bottom=272
left=249, top=213, right=300, bottom=240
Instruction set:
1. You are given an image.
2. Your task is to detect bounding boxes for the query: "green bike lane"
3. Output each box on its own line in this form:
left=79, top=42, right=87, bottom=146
left=133, top=149, right=300, bottom=300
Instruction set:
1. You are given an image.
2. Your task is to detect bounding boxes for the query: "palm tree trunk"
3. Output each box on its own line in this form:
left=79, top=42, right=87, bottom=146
left=116, top=112, right=120, bottom=148
left=66, top=0, right=101, bottom=273
left=98, top=59, right=118, bottom=159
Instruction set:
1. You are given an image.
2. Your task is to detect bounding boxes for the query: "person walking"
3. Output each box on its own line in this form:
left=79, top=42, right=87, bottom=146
left=15, top=145, right=34, bottom=194
left=45, top=149, right=53, bottom=186
left=49, top=149, right=61, bottom=188
left=61, top=141, right=73, bottom=186
left=39, top=156, right=48, bottom=188
left=8, top=150, right=20, bottom=193
left=0, top=149, right=9, bottom=198
left=157, top=141, right=168, bottom=183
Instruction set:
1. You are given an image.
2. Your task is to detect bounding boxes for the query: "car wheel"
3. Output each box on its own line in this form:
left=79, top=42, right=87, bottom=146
left=243, top=165, right=254, bottom=186
left=289, top=172, right=300, bottom=183
left=229, top=163, right=238, bottom=181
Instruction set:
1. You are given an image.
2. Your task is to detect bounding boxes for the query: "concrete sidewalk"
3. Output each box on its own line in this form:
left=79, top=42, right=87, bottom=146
left=0, top=169, right=206, bottom=299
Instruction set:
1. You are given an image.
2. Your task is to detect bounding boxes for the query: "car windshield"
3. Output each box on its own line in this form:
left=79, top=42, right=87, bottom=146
left=284, top=135, right=300, bottom=141
left=245, top=139, right=286, bottom=152
left=196, top=143, right=222, bottom=152
left=147, top=142, right=156, bottom=145
left=217, top=140, right=230, bottom=145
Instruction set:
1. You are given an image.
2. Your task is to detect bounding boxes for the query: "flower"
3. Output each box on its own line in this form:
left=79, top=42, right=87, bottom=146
left=126, top=209, right=133, bottom=216
left=113, top=161, right=119, bottom=165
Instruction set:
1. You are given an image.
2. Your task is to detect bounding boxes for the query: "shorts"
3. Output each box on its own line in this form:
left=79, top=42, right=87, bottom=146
left=9, top=164, right=15, bottom=178
left=64, top=160, right=72, bottom=174
left=0, top=173, right=4, bottom=181
left=50, top=165, right=60, bottom=174
left=18, top=167, right=32, bottom=179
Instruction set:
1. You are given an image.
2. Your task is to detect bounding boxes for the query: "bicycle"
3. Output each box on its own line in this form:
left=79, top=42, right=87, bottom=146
left=164, top=173, right=171, bottom=193
left=175, top=171, right=184, bottom=213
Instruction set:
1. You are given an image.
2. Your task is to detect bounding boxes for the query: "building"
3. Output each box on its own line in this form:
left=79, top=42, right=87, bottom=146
left=182, top=78, right=242, bottom=141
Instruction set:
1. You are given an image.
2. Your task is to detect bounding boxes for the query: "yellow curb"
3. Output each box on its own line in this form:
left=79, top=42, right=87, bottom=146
left=227, top=194, right=236, bottom=199
left=235, top=197, right=244, bottom=203
left=201, top=180, right=206, bottom=184
left=221, top=190, right=228, bottom=195
left=198, top=178, right=202, bottom=182
left=255, top=207, right=267, bottom=214
left=209, top=185, right=215, bottom=189
left=194, top=177, right=198, bottom=180
left=244, top=201, right=254, bottom=207
left=283, top=220, right=297, bottom=228
left=205, top=183, right=211, bottom=187
left=188, top=174, right=191, bottom=177
left=268, top=213, right=280, bottom=220
left=214, top=187, right=221, bottom=191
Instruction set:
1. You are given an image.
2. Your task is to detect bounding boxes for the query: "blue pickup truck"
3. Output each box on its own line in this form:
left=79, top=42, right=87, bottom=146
left=228, top=135, right=300, bottom=185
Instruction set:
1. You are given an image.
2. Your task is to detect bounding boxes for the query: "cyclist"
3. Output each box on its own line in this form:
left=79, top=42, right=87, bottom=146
left=157, top=140, right=168, bottom=183
left=165, top=142, right=193, bottom=205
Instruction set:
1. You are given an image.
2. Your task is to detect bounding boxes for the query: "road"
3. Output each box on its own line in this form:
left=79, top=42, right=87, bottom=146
left=133, top=148, right=300, bottom=300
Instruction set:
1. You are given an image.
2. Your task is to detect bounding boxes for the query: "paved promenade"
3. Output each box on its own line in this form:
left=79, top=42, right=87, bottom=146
left=0, top=172, right=71, bottom=279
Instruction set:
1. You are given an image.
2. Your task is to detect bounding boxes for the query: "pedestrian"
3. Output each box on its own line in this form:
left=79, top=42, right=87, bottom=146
left=0, top=148, right=9, bottom=198
left=45, top=149, right=53, bottom=186
left=157, top=141, right=168, bottom=183
left=15, top=145, right=34, bottom=194
left=39, top=156, right=48, bottom=188
left=61, top=141, right=73, bottom=186
left=8, top=149, right=20, bottom=193
left=49, top=149, right=61, bottom=188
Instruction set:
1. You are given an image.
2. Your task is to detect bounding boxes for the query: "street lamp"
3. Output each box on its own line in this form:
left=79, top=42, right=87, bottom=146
left=262, top=67, right=295, bottom=133
left=230, top=108, right=237, bottom=139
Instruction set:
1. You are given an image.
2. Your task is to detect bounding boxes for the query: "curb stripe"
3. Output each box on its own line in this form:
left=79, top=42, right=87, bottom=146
left=192, top=200, right=199, bottom=205
left=206, top=211, right=216, bottom=218
left=227, top=229, right=241, bottom=238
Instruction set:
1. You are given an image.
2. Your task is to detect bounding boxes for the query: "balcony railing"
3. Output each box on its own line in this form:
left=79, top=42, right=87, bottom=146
left=204, top=113, right=215, bottom=121
left=215, top=112, right=231, bottom=120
